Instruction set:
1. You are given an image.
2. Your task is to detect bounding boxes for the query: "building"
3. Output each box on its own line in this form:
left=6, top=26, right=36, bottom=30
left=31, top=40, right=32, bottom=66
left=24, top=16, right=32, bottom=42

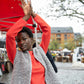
left=33, top=27, right=75, bottom=46
left=74, top=33, right=82, bottom=47
left=51, top=27, right=74, bottom=44
left=0, top=27, right=81, bottom=49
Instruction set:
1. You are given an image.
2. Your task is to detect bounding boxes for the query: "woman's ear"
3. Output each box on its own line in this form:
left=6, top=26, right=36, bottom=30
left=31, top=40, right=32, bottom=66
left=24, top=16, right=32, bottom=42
left=31, top=38, right=35, bottom=46
left=30, top=38, right=33, bottom=44
left=31, top=38, right=33, bottom=41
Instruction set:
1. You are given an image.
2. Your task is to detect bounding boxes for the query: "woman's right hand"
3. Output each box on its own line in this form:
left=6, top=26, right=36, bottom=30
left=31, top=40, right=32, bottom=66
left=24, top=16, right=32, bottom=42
left=19, top=0, right=32, bottom=21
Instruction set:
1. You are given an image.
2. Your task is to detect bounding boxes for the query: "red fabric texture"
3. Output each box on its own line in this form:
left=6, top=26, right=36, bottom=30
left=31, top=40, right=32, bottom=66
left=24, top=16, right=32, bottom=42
left=0, top=0, right=40, bottom=32
left=29, top=51, right=45, bottom=84
left=0, top=0, right=23, bottom=18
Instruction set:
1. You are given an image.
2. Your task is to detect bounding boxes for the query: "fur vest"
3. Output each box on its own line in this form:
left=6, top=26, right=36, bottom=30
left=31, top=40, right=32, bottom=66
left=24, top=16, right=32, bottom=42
left=11, top=46, right=60, bottom=84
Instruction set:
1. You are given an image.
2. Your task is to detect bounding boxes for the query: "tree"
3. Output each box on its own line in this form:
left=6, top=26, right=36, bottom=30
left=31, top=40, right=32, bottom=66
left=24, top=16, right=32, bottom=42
left=49, top=40, right=60, bottom=50
left=74, top=33, right=82, bottom=47
left=64, top=39, right=75, bottom=50
left=48, top=0, right=84, bottom=21
left=79, top=0, right=84, bottom=4
left=37, top=0, right=84, bottom=22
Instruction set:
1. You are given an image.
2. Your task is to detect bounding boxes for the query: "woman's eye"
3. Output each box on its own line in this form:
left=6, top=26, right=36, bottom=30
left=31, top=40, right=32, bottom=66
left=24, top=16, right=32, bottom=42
left=17, top=40, right=20, bottom=42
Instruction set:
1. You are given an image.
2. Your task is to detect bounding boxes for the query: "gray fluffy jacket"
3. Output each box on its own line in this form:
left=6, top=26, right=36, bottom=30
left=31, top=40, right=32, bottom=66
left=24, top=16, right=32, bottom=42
left=11, top=46, right=60, bottom=84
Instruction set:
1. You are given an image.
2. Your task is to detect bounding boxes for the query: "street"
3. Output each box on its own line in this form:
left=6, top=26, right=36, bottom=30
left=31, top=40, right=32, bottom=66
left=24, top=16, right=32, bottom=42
left=0, top=62, right=84, bottom=84
left=56, top=62, right=84, bottom=84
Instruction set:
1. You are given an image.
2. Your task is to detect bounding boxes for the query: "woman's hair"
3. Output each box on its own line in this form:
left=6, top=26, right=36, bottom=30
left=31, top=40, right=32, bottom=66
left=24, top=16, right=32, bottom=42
left=32, top=42, right=36, bottom=48
left=19, top=26, right=33, bottom=38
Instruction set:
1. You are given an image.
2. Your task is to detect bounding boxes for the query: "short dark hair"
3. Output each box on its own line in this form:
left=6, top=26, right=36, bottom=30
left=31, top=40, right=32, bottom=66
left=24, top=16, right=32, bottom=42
left=19, top=26, right=33, bottom=38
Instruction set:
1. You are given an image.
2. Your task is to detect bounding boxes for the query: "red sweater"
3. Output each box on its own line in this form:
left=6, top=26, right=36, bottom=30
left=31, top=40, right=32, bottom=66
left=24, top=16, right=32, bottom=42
left=6, top=15, right=51, bottom=84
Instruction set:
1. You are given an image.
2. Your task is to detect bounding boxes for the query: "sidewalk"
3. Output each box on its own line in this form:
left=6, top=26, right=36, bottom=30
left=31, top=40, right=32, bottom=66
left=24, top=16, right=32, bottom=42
left=55, top=62, right=84, bottom=84
left=56, top=62, right=84, bottom=70
left=0, top=62, right=84, bottom=84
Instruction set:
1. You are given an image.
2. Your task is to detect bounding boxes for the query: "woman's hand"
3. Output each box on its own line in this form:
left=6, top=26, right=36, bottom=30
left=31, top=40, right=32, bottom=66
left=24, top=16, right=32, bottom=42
left=31, top=10, right=36, bottom=18
left=19, top=0, right=32, bottom=21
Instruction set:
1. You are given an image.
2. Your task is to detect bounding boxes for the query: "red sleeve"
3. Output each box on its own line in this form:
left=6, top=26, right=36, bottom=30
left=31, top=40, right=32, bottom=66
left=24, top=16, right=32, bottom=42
left=6, top=18, right=27, bottom=64
left=34, top=15, right=51, bottom=54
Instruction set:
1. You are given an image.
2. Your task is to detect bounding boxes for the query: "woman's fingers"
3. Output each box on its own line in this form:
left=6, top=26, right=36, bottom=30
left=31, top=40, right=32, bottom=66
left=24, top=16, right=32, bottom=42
left=19, top=3, right=22, bottom=8
left=23, top=0, right=26, bottom=6
left=27, top=0, right=31, bottom=6
left=21, top=0, right=23, bottom=4
left=20, top=0, right=32, bottom=16
left=27, top=0, right=30, bottom=4
left=21, top=0, right=26, bottom=6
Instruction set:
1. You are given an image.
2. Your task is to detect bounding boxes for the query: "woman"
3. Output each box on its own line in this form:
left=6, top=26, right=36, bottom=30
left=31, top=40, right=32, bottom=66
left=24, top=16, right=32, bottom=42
left=6, top=0, right=60, bottom=84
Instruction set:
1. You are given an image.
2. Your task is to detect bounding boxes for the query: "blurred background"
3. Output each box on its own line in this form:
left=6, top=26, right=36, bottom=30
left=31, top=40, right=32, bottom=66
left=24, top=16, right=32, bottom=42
left=0, top=0, right=84, bottom=84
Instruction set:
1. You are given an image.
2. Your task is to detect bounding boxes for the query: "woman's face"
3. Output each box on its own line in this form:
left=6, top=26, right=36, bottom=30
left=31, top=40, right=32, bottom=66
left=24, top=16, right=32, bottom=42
left=16, top=32, right=33, bottom=52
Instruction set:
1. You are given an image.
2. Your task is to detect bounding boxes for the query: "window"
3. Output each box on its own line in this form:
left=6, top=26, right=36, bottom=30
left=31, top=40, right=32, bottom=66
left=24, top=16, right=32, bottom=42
left=57, top=34, right=61, bottom=38
left=68, top=34, right=70, bottom=37
left=58, top=30, right=60, bottom=32
left=64, top=34, right=67, bottom=40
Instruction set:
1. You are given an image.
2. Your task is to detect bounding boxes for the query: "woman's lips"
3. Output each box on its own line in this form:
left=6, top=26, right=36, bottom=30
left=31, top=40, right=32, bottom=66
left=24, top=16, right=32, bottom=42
left=21, top=45, right=26, bottom=49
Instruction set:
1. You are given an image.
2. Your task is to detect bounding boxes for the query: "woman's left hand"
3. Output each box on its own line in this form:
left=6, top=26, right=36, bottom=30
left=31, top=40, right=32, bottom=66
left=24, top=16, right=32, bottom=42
left=19, top=0, right=32, bottom=16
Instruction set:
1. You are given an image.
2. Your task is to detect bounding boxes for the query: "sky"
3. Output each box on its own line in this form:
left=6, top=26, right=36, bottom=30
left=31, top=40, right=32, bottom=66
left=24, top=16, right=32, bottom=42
left=25, top=0, right=84, bottom=35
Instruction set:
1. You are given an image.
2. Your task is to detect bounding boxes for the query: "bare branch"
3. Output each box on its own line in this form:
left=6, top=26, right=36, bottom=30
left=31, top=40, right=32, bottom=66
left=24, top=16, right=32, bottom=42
left=79, top=0, right=84, bottom=4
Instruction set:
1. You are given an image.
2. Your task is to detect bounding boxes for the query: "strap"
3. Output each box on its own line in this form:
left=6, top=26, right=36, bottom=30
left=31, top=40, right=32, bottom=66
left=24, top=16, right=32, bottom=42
left=31, top=16, right=38, bottom=47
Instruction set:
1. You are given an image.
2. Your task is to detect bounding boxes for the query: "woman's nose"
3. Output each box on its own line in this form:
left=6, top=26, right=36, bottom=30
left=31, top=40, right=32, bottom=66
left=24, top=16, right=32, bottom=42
left=20, top=40, right=24, bottom=44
